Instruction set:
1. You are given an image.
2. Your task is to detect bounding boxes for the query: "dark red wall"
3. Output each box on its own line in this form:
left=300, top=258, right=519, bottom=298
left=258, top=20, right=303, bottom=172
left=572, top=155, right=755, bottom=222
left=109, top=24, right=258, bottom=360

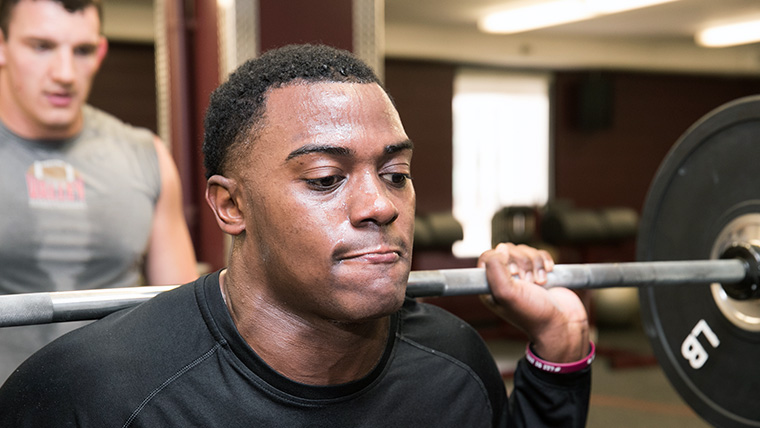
left=553, top=71, right=760, bottom=212
left=259, top=0, right=353, bottom=52
left=89, top=42, right=157, bottom=133
left=384, top=59, right=456, bottom=215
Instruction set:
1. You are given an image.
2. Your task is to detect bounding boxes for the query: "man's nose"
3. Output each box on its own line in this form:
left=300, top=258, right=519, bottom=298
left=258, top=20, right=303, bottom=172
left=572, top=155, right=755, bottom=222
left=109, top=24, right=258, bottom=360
left=50, top=49, right=75, bottom=84
left=348, top=172, right=399, bottom=228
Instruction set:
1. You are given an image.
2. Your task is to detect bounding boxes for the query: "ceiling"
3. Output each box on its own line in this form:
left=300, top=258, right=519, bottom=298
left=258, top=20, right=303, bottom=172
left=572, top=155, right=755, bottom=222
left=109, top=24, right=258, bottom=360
left=382, top=0, right=760, bottom=75
left=384, top=0, right=760, bottom=40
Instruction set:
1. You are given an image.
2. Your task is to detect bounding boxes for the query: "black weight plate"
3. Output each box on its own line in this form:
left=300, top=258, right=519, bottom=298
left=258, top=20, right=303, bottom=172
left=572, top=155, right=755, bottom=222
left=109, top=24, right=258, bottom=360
left=638, top=95, right=760, bottom=428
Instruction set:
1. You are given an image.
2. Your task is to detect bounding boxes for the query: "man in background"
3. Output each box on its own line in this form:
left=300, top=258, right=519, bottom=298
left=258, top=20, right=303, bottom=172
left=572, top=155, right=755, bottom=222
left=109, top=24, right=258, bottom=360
left=0, top=0, right=198, bottom=382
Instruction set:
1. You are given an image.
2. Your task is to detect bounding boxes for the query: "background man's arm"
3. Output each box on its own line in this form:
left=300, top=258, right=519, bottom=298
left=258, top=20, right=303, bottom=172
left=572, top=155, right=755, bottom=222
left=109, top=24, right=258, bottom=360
left=144, top=137, right=198, bottom=285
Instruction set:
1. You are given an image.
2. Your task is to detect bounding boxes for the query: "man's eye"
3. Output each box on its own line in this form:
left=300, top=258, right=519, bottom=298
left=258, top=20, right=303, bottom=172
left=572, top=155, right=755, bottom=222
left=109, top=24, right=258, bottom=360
left=305, top=175, right=343, bottom=190
left=74, top=45, right=98, bottom=57
left=31, top=41, right=53, bottom=52
left=382, top=173, right=412, bottom=187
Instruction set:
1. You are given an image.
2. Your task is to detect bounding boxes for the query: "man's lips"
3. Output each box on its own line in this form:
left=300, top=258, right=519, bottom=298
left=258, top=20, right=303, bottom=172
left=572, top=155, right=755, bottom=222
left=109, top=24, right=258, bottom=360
left=46, top=92, right=74, bottom=107
left=334, top=240, right=408, bottom=263
left=340, top=250, right=401, bottom=264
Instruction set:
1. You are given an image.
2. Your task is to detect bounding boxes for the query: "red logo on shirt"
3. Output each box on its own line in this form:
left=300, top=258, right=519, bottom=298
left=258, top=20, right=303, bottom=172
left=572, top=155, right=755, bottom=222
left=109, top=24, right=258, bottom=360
left=25, top=160, right=86, bottom=209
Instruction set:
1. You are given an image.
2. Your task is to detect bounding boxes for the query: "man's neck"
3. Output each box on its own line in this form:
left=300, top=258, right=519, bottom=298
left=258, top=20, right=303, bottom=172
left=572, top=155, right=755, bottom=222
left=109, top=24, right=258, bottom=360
left=220, top=270, right=391, bottom=385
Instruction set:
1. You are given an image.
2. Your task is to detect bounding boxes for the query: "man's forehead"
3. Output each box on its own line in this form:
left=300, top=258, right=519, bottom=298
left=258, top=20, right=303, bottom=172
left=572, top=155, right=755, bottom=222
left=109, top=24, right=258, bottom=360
left=9, top=0, right=101, bottom=35
left=263, top=81, right=400, bottom=132
left=265, top=80, right=389, bottom=107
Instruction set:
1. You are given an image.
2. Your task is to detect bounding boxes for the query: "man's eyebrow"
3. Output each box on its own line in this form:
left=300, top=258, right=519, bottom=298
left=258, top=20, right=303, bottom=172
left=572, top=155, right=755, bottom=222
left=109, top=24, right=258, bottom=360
left=386, top=139, right=414, bottom=154
left=22, top=36, right=99, bottom=49
left=22, top=36, right=54, bottom=45
left=285, top=139, right=413, bottom=161
left=286, top=145, right=353, bottom=161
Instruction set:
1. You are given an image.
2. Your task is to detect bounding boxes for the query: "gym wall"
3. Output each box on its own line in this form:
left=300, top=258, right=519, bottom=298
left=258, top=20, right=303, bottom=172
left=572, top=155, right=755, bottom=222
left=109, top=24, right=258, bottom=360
left=89, top=42, right=158, bottom=134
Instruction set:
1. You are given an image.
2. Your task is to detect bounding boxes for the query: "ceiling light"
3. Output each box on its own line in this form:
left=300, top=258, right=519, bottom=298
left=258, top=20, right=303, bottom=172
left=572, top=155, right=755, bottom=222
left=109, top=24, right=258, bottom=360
left=479, top=0, right=680, bottom=34
left=696, top=19, right=760, bottom=48
left=584, top=0, right=678, bottom=14
left=479, top=0, right=592, bottom=34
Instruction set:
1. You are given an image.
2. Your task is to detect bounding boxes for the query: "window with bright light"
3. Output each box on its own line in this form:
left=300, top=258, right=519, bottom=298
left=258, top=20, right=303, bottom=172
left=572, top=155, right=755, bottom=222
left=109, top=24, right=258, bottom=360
left=452, top=69, right=551, bottom=258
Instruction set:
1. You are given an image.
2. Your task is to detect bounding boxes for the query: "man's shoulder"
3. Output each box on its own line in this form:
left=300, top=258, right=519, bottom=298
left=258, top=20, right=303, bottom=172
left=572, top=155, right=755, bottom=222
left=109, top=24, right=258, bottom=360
left=398, top=298, right=490, bottom=357
left=393, top=298, right=508, bottom=425
left=82, top=105, right=155, bottom=145
left=31, top=281, right=199, bottom=360
left=0, top=277, right=223, bottom=423
left=1, top=280, right=209, bottom=399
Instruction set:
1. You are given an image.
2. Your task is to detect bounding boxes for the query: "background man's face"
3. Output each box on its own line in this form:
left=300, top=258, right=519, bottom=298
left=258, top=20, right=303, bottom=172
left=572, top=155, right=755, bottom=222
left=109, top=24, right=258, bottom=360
left=0, top=0, right=106, bottom=139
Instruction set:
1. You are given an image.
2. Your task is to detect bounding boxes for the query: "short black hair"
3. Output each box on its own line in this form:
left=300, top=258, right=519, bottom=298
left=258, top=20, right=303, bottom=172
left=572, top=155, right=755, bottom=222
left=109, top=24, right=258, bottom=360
left=202, top=44, right=384, bottom=179
left=0, top=0, right=103, bottom=37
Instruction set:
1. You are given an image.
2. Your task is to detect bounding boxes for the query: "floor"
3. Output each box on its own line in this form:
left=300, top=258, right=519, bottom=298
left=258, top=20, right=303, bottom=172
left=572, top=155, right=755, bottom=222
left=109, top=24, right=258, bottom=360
left=487, top=322, right=712, bottom=427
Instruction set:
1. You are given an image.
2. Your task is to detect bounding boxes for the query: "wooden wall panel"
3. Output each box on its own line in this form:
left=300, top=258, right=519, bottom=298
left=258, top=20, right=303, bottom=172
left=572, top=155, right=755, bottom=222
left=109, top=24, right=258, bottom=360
left=89, top=42, right=157, bottom=133
left=384, top=59, right=456, bottom=215
left=259, top=0, right=353, bottom=52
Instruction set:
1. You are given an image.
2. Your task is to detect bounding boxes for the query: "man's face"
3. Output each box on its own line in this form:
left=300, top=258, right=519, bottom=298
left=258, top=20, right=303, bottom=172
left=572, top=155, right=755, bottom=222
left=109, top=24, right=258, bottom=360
left=233, top=82, right=415, bottom=323
left=0, top=0, right=106, bottom=139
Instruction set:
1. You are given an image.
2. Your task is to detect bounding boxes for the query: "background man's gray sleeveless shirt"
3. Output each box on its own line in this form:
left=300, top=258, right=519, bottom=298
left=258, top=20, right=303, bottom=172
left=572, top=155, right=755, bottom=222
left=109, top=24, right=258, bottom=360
left=0, top=105, right=161, bottom=382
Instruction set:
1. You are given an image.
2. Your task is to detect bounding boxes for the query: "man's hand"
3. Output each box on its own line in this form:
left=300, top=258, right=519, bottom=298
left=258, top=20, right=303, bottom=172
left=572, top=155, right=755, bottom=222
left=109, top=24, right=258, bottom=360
left=479, top=243, right=589, bottom=363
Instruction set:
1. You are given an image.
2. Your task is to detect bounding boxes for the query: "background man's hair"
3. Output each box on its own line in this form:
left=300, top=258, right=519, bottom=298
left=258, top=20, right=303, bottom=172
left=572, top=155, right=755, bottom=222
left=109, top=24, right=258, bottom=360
left=202, top=43, right=385, bottom=179
left=0, top=0, right=104, bottom=37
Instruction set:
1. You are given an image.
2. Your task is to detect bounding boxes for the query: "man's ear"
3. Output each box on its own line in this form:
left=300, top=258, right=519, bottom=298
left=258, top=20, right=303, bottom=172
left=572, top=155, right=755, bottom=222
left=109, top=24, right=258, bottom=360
left=93, top=36, right=108, bottom=70
left=206, top=175, right=246, bottom=236
left=0, top=31, right=8, bottom=67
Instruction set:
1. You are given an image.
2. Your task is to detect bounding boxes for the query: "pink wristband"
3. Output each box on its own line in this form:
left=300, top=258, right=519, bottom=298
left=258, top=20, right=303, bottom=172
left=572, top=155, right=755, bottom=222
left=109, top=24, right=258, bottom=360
left=525, top=341, right=595, bottom=374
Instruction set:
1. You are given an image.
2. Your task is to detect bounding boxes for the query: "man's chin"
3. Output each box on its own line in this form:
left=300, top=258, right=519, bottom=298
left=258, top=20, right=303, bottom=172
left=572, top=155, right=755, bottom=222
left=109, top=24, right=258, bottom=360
left=335, top=290, right=406, bottom=324
left=40, top=109, right=83, bottom=134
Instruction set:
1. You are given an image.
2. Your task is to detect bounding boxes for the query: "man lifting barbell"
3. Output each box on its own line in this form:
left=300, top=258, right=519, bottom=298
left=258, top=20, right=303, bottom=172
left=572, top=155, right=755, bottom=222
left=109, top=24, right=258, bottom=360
left=0, top=44, right=593, bottom=427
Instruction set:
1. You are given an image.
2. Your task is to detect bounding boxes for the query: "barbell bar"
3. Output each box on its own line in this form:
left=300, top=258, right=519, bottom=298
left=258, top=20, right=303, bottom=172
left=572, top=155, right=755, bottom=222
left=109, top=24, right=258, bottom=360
left=0, top=255, right=751, bottom=328
left=410, top=257, right=748, bottom=297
